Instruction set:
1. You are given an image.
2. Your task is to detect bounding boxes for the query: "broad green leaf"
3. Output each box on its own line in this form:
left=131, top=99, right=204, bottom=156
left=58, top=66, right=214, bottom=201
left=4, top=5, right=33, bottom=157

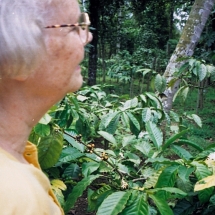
left=145, top=92, right=162, bottom=109
left=155, top=165, right=178, bottom=188
left=99, top=112, right=120, bottom=134
left=191, top=161, right=212, bottom=180
left=149, top=194, right=174, bottom=215
left=142, top=108, right=152, bottom=122
left=154, top=74, right=166, bottom=93
left=163, top=129, right=188, bottom=150
left=198, top=187, right=214, bottom=203
left=191, top=114, right=202, bottom=128
left=195, top=146, right=215, bottom=160
left=173, top=199, right=193, bottom=215
left=175, top=139, right=203, bottom=151
left=82, top=161, right=100, bottom=177
left=126, top=112, right=140, bottom=136
left=150, top=187, right=187, bottom=196
left=63, top=133, right=85, bottom=152
left=39, top=113, right=52, bottom=125
left=146, top=122, right=163, bottom=149
left=134, top=141, right=152, bottom=157
left=64, top=174, right=100, bottom=213
left=62, top=163, right=80, bottom=180
left=97, top=191, right=131, bottom=215
left=173, top=86, right=187, bottom=102
left=98, top=131, right=117, bottom=145
left=122, top=135, right=136, bottom=147
left=38, top=131, right=63, bottom=169
left=77, top=94, right=88, bottom=102
left=117, top=163, right=130, bottom=174
left=181, top=87, right=189, bottom=102
left=195, top=175, right=215, bottom=191
left=176, top=178, right=193, bottom=193
left=91, top=185, right=112, bottom=200
left=119, top=195, right=149, bottom=215
left=34, top=123, right=50, bottom=137
left=125, top=152, right=141, bottom=165
left=144, top=171, right=161, bottom=189
left=123, top=97, right=138, bottom=110
left=171, top=145, right=192, bottom=161
left=140, top=94, right=147, bottom=103
left=178, top=166, right=195, bottom=182
left=59, top=147, right=84, bottom=163
left=198, top=63, right=207, bottom=81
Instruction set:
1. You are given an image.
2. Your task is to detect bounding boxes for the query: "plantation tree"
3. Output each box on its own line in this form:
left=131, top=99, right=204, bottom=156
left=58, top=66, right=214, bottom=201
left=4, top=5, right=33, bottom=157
left=163, top=0, right=215, bottom=112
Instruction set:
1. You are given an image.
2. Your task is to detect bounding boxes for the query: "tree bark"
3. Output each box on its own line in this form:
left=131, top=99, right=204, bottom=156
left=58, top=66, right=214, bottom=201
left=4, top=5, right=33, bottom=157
left=163, top=0, right=215, bottom=112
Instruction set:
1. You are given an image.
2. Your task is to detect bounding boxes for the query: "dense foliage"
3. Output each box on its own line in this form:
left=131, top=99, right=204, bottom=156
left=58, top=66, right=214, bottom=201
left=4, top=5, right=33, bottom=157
left=30, top=72, right=215, bottom=214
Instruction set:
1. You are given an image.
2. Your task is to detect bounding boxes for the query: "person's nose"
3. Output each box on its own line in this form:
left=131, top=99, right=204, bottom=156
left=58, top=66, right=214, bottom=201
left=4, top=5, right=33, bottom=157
left=86, top=32, right=93, bottom=45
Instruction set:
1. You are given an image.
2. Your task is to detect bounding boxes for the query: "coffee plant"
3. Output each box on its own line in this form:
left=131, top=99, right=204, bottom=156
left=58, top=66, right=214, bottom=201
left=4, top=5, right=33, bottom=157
left=29, top=85, right=215, bottom=215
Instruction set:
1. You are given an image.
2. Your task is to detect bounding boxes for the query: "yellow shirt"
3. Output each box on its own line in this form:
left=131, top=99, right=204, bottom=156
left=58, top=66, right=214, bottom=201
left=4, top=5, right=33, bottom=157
left=0, top=142, right=64, bottom=215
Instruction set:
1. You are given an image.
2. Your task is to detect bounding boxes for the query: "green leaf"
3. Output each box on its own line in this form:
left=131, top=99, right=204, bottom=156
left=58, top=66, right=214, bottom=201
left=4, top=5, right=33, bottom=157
left=171, top=145, right=192, bottom=161
left=198, top=187, right=214, bottom=203
left=59, top=147, right=84, bottom=163
left=173, top=199, right=193, bottom=215
left=38, top=131, right=63, bottom=169
left=119, top=195, right=149, bottom=215
left=146, top=121, right=163, bottom=149
left=175, top=139, right=203, bottom=151
left=98, top=131, right=117, bottom=145
left=155, top=165, right=178, bottom=188
left=134, top=141, right=152, bottom=157
left=82, top=161, right=100, bottom=177
left=198, top=63, right=207, bottom=81
left=63, top=133, right=85, bottom=152
left=123, top=97, right=138, bottom=110
left=149, top=194, right=174, bottom=215
left=100, top=112, right=120, bottom=134
left=191, top=114, right=202, bottom=128
left=163, top=129, right=188, bottom=151
left=181, top=87, right=189, bottom=102
left=126, top=112, right=140, bottom=136
left=64, top=174, right=100, bottom=213
left=191, top=161, right=212, bottom=180
left=154, top=74, right=166, bottom=93
left=125, top=152, right=141, bottom=165
left=34, top=123, right=51, bottom=137
left=62, top=163, right=80, bottom=180
left=150, top=187, right=187, bottom=196
left=173, top=86, right=188, bottom=102
left=122, top=135, right=136, bottom=147
left=142, top=108, right=152, bottom=122
left=91, top=185, right=112, bottom=200
left=178, top=166, right=195, bottom=182
left=39, top=113, right=52, bottom=125
left=97, top=191, right=131, bottom=215
left=145, top=92, right=162, bottom=109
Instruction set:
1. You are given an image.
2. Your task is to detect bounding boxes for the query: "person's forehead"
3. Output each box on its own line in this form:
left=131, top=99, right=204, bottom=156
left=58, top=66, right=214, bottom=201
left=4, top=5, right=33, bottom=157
left=49, top=0, right=80, bottom=23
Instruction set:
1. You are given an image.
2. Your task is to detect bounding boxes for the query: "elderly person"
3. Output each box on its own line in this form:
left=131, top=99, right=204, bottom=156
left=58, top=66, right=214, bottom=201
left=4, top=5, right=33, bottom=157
left=0, top=0, right=92, bottom=214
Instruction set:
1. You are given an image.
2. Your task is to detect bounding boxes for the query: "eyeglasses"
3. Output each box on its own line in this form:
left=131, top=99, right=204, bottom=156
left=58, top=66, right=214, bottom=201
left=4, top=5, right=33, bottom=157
left=44, top=13, right=91, bottom=44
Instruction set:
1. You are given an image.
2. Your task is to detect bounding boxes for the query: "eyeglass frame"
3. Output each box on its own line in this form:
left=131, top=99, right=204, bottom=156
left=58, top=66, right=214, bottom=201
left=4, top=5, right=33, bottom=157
left=44, top=12, right=91, bottom=44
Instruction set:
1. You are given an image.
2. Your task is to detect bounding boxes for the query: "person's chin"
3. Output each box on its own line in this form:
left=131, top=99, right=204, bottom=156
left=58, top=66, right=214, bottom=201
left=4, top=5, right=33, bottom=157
left=68, top=75, right=83, bottom=93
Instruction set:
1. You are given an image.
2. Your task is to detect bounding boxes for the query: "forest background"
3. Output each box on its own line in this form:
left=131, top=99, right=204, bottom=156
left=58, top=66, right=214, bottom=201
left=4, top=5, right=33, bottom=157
left=30, top=0, right=215, bottom=214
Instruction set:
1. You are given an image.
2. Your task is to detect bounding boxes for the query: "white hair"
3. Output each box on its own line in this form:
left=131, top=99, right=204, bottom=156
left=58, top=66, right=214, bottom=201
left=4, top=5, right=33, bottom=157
left=0, top=0, right=61, bottom=78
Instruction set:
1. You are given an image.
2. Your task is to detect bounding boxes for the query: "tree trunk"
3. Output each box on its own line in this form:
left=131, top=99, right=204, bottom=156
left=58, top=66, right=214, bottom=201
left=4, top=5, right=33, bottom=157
left=163, top=0, right=215, bottom=112
left=88, top=0, right=100, bottom=86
